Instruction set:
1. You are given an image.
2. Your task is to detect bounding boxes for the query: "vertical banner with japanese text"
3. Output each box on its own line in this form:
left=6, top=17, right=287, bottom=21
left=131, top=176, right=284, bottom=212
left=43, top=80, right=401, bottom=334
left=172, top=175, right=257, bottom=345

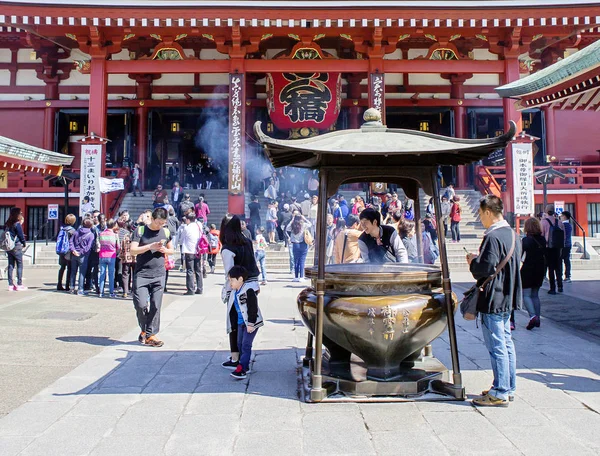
left=229, top=73, right=245, bottom=195
left=369, top=73, right=385, bottom=121
left=80, top=144, right=102, bottom=214
left=512, top=142, right=534, bottom=215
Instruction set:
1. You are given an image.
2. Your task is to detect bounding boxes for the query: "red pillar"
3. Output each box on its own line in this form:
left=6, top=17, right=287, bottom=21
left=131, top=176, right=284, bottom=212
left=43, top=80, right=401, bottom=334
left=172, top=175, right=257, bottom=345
left=43, top=106, right=56, bottom=151
left=544, top=106, right=556, bottom=161
left=88, top=57, right=108, bottom=212
left=88, top=58, right=108, bottom=138
left=347, top=74, right=363, bottom=129
left=448, top=74, right=470, bottom=189
left=502, top=58, right=523, bottom=215
left=136, top=106, right=148, bottom=190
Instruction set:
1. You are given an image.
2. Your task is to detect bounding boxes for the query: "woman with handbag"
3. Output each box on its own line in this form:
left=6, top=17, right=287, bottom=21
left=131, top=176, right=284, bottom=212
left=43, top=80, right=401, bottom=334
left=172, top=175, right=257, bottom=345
left=450, top=196, right=462, bottom=243
left=286, top=214, right=312, bottom=282
left=520, top=217, right=547, bottom=330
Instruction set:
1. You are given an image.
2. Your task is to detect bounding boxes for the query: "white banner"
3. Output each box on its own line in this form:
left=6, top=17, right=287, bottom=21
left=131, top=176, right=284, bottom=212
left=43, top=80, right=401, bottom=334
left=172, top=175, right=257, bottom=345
left=99, top=177, right=125, bottom=194
left=80, top=144, right=102, bottom=215
left=512, top=142, right=535, bottom=215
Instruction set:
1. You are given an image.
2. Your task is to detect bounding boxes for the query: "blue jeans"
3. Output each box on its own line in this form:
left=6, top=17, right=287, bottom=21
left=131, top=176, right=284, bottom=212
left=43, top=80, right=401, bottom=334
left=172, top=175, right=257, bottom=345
left=70, top=252, right=90, bottom=291
left=522, top=287, right=541, bottom=318
left=98, top=257, right=116, bottom=295
left=237, top=323, right=258, bottom=371
left=481, top=312, right=517, bottom=401
left=255, top=250, right=267, bottom=282
left=292, top=242, right=308, bottom=279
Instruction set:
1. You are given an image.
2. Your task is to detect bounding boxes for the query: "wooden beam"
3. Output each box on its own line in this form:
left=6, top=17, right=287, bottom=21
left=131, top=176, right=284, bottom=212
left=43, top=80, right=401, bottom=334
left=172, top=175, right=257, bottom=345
left=583, top=89, right=600, bottom=111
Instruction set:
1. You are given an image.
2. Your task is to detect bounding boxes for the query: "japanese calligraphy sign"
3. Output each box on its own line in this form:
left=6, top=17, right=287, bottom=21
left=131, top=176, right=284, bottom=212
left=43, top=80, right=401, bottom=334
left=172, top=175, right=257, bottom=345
left=0, top=170, right=7, bottom=189
left=266, top=72, right=341, bottom=130
left=80, top=144, right=102, bottom=213
left=228, top=73, right=244, bottom=196
left=369, top=73, right=385, bottom=119
left=511, top=142, right=534, bottom=215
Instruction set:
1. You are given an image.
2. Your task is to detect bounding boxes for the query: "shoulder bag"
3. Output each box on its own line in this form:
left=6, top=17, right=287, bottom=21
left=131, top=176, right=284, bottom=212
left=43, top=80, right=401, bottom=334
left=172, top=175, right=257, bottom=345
left=460, top=229, right=516, bottom=321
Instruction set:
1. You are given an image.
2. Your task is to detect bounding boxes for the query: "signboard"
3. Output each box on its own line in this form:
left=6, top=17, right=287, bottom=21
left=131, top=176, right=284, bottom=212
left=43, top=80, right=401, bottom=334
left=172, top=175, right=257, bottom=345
left=228, top=73, right=244, bottom=195
left=554, top=200, right=564, bottom=216
left=266, top=72, right=342, bottom=130
left=0, top=170, right=7, bottom=189
left=79, top=144, right=102, bottom=214
left=369, top=73, right=385, bottom=118
left=511, top=142, right=535, bottom=215
left=48, top=204, right=59, bottom=220
left=99, top=177, right=124, bottom=194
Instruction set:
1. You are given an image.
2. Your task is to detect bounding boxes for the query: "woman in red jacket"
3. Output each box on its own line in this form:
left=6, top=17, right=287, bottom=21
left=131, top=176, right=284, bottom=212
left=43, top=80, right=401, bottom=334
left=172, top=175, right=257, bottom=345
left=450, top=196, right=462, bottom=243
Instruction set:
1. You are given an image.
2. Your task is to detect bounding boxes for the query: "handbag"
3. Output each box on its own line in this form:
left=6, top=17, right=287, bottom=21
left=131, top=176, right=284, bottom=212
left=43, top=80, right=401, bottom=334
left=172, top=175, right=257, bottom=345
left=304, top=229, right=314, bottom=246
left=164, top=255, right=175, bottom=270
left=460, top=229, right=516, bottom=321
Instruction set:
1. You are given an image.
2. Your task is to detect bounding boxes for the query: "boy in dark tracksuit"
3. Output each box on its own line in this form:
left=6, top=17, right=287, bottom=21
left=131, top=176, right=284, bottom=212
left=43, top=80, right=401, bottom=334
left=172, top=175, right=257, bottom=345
left=226, top=265, right=264, bottom=379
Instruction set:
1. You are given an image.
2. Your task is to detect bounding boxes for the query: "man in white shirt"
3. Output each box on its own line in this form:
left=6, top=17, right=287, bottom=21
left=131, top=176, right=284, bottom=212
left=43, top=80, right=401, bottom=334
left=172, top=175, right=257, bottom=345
left=178, top=213, right=203, bottom=295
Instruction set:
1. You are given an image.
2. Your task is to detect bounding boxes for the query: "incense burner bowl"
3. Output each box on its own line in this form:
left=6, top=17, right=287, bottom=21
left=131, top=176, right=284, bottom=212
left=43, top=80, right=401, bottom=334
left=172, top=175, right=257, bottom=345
left=298, top=263, right=456, bottom=381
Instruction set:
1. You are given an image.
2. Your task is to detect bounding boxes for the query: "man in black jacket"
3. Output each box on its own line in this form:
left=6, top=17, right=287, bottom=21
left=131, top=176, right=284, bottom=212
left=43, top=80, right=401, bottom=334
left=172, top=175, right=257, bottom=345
left=358, top=208, right=408, bottom=263
left=467, top=195, right=521, bottom=407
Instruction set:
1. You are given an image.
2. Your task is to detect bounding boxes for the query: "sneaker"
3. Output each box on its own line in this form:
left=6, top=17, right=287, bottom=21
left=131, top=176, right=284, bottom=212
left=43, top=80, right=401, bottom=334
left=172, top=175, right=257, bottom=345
left=7, top=285, right=16, bottom=291
left=526, top=317, right=537, bottom=331
left=564, top=278, right=572, bottom=283
left=221, top=358, right=239, bottom=369
left=14, top=285, right=27, bottom=291
left=535, top=316, right=541, bottom=328
left=138, top=331, right=146, bottom=344
left=98, top=294, right=104, bottom=298
left=77, top=290, right=88, bottom=296
left=183, top=291, right=195, bottom=296
left=260, top=281, right=267, bottom=286
left=178, top=267, right=184, bottom=273
left=473, top=393, right=509, bottom=407
left=109, top=293, right=117, bottom=299
left=558, top=288, right=563, bottom=293
left=122, top=293, right=128, bottom=299
left=548, top=290, right=557, bottom=295
left=230, top=365, right=247, bottom=380
left=481, top=389, right=514, bottom=402
left=292, top=278, right=300, bottom=283
left=144, top=335, right=164, bottom=347
left=195, top=290, right=203, bottom=295
left=510, top=321, right=515, bottom=331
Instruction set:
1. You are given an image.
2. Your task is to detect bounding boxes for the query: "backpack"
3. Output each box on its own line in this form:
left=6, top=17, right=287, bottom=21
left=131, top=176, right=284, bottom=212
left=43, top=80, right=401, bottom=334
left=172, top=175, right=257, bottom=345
left=208, top=232, right=219, bottom=250
left=546, top=218, right=565, bottom=249
left=55, top=228, right=71, bottom=255
left=0, top=229, right=15, bottom=252
left=137, top=225, right=171, bottom=244
left=196, top=235, right=210, bottom=257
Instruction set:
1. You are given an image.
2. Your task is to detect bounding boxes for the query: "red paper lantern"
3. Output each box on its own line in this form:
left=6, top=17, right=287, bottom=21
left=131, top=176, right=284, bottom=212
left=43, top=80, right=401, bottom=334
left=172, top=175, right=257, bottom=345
left=266, top=72, right=342, bottom=131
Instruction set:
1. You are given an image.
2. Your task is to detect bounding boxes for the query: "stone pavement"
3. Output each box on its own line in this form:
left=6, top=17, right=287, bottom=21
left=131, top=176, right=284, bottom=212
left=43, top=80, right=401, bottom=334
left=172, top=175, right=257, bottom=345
left=1, top=270, right=600, bottom=455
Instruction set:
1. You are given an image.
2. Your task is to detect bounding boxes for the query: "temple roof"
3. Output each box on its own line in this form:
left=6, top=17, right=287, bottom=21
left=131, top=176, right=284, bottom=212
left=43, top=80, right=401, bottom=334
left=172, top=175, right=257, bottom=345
left=0, top=135, right=74, bottom=176
left=254, top=118, right=516, bottom=169
left=496, top=40, right=600, bottom=98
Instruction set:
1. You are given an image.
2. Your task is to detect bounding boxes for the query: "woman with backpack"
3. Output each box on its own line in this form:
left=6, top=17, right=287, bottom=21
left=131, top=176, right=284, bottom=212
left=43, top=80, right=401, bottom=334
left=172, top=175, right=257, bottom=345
left=56, top=214, right=76, bottom=291
left=69, top=217, right=95, bottom=295
left=98, top=219, right=120, bottom=298
left=450, top=196, right=462, bottom=243
left=4, top=207, right=27, bottom=291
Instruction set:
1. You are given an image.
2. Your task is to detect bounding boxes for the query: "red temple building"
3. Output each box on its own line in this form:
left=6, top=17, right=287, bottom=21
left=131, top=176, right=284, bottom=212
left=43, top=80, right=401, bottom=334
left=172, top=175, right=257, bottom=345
left=0, top=0, right=599, bottom=235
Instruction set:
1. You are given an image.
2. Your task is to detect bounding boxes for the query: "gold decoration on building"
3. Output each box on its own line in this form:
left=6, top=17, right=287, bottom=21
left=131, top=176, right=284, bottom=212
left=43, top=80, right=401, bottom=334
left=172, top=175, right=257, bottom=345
left=289, top=127, right=319, bottom=139
left=202, top=34, right=214, bottom=41
left=397, top=34, right=410, bottom=41
left=532, top=34, right=543, bottom=41
left=175, top=33, right=188, bottom=41
left=313, top=33, right=326, bottom=41
left=450, top=34, right=461, bottom=41
left=475, top=34, right=488, bottom=41
left=123, top=33, right=135, bottom=41
left=154, top=48, right=184, bottom=60
left=65, top=33, right=77, bottom=41
left=340, top=33, right=352, bottom=41
left=292, top=48, right=322, bottom=60
left=150, top=33, right=162, bottom=41
left=288, top=33, right=300, bottom=41
left=73, top=59, right=91, bottom=74
left=261, top=33, right=273, bottom=41
left=425, top=34, right=437, bottom=42
left=430, top=48, right=459, bottom=60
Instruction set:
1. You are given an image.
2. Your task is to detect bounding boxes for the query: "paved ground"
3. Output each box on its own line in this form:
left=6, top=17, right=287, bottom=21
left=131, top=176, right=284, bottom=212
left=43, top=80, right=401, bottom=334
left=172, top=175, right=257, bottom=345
left=0, top=267, right=599, bottom=455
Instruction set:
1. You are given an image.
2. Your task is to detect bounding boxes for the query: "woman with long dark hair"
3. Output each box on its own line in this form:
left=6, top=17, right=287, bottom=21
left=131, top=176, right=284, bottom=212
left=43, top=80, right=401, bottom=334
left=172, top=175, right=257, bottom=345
left=286, top=214, right=312, bottom=282
left=521, top=217, right=547, bottom=330
left=4, top=207, right=27, bottom=291
left=219, top=214, right=260, bottom=370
